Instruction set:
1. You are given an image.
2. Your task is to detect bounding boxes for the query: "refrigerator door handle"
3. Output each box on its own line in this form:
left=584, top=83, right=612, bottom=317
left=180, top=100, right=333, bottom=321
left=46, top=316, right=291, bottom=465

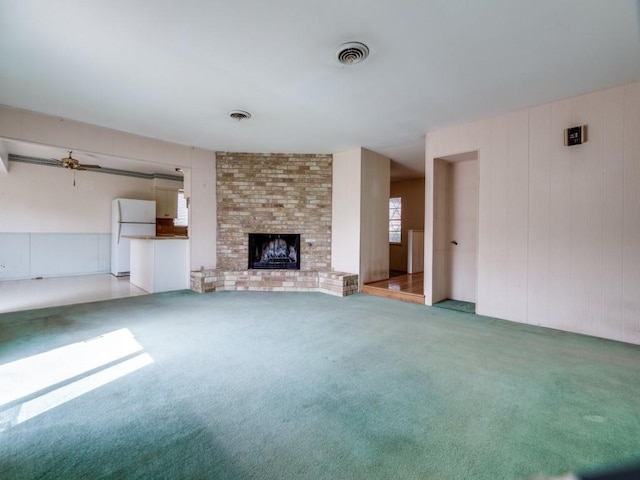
left=117, top=222, right=122, bottom=244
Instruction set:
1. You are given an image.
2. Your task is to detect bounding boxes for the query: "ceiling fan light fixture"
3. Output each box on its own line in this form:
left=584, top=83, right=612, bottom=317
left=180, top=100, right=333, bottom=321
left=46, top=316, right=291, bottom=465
left=336, top=41, right=369, bottom=65
left=58, top=150, right=101, bottom=170
left=228, top=110, right=251, bottom=121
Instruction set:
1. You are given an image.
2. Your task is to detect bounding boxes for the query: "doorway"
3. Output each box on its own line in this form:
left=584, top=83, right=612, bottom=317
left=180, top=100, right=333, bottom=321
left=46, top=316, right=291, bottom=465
left=364, top=177, right=426, bottom=304
left=433, top=151, right=479, bottom=310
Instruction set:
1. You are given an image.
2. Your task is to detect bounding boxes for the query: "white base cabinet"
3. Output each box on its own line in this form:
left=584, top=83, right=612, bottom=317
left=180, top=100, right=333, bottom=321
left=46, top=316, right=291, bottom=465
left=129, top=237, right=189, bottom=293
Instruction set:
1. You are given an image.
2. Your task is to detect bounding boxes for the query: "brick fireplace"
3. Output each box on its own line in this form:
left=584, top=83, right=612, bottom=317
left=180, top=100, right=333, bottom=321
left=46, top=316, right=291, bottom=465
left=194, top=152, right=358, bottom=296
left=216, top=152, right=332, bottom=271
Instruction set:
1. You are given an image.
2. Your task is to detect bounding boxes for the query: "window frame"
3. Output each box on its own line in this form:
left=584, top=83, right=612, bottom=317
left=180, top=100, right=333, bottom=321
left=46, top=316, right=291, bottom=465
left=389, top=196, right=402, bottom=245
left=174, top=190, right=189, bottom=227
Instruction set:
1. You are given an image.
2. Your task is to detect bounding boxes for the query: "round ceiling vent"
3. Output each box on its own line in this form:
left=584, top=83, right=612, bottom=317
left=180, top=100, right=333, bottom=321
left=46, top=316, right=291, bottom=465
left=335, top=42, right=369, bottom=65
left=228, top=110, right=251, bottom=121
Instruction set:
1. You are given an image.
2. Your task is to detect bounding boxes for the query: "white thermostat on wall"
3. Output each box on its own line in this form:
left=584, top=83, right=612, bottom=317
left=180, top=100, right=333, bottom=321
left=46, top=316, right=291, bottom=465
left=564, top=125, right=587, bottom=146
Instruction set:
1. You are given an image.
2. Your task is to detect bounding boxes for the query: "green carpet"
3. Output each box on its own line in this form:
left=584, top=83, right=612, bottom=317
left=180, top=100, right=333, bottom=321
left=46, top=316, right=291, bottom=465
left=0, top=291, right=639, bottom=479
left=434, top=298, right=476, bottom=314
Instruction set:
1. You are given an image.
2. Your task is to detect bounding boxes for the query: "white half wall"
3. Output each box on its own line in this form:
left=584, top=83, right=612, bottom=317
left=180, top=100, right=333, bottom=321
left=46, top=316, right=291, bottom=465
left=425, top=81, right=640, bottom=345
left=0, top=233, right=111, bottom=280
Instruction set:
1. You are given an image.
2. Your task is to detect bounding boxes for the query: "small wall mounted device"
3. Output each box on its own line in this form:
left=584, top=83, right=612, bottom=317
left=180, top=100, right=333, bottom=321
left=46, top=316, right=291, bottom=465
left=564, top=125, right=587, bottom=146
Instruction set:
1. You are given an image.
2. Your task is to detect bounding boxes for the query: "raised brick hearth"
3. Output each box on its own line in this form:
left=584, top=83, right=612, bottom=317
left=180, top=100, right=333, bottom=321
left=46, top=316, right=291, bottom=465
left=191, top=270, right=358, bottom=297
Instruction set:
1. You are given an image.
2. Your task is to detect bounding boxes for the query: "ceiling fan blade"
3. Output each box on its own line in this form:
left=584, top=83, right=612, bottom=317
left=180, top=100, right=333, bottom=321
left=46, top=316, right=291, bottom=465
left=78, top=164, right=101, bottom=169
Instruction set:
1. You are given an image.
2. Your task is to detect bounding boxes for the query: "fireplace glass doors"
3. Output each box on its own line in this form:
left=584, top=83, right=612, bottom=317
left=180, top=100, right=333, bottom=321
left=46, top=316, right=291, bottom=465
left=248, top=233, right=300, bottom=270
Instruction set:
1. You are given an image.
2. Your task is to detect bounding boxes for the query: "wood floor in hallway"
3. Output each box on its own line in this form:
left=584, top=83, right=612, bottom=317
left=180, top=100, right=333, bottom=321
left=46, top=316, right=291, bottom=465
left=362, top=272, right=425, bottom=304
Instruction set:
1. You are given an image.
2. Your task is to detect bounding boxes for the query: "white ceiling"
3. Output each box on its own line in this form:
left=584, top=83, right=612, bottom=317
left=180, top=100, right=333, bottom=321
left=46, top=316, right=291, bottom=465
left=1, top=1, right=639, bottom=180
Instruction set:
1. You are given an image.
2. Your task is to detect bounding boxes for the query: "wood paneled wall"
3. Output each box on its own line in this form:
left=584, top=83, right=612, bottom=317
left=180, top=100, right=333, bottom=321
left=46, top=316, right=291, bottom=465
left=332, top=148, right=390, bottom=289
left=389, top=178, right=425, bottom=272
left=425, top=82, right=640, bottom=344
left=359, top=149, right=391, bottom=285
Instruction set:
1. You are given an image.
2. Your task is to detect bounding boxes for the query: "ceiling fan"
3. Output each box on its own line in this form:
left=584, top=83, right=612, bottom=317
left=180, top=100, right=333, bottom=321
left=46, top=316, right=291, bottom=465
left=58, top=150, right=101, bottom=170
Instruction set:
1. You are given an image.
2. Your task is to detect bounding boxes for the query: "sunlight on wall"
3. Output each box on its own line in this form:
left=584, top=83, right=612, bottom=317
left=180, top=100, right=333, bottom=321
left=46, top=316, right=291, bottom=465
left=0, top=328, right=154, bottom=431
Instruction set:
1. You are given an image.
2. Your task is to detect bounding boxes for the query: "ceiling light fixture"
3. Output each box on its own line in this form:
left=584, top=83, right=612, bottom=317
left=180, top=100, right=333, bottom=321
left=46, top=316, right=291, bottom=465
left=228, top=110, right=251, bottom=121
left=335, top=41, right=370, bottom=65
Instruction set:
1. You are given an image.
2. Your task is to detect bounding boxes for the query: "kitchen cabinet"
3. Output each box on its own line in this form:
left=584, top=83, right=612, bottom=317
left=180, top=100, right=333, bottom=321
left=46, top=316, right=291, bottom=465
left=155, top=188, right=178, bottom=218
left=127, top=236, right=189, bottom=293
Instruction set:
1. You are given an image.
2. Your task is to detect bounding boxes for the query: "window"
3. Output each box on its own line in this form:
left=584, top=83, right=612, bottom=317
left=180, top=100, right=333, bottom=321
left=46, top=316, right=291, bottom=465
left=174, top=190, right=188, bottom=226
left=389, top=197, right=401, bottom=244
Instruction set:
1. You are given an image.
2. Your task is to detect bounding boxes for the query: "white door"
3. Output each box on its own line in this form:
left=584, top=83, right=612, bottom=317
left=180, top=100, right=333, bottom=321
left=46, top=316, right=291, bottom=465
left=447, top=160, right=478, bottom=302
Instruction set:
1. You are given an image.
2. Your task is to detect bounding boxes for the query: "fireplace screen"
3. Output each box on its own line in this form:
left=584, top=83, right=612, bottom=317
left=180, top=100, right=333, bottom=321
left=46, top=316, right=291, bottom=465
left=248, top=233, right=300, bottom=270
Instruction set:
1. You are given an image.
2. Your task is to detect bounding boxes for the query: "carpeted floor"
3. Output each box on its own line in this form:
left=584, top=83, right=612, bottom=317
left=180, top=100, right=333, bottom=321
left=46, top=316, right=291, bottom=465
left=434, top=298, right=476, bottom=314
left=0, top=291, right=639, bottom=479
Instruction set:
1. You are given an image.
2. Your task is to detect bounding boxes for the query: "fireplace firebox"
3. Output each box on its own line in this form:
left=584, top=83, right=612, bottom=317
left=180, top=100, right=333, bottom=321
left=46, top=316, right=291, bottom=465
left=248, top=233, right=300, bottom=270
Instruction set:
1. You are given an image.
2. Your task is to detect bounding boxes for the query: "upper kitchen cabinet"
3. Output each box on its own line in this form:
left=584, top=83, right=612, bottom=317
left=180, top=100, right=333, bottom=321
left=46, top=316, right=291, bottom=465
left=155, top=187, right=178, bottom=219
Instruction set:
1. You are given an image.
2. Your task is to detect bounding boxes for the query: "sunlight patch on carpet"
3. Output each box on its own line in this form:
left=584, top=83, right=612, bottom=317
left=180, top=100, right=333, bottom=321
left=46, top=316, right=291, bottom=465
left=0, top=328, right=153, bottom=432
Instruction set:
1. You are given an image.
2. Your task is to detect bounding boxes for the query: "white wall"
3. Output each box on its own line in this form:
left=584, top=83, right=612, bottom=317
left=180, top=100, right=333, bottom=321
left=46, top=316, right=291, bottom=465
left=360, top=148, right=390, bottom=286
left=189, top=150, right=217, bottom=270
left=0, top=140, right=8, bottom=172
left=0, top=162, right=155, bottom=279
left=331, top=148, right=362, bottom=276
left=0, top=162, right=154, bottom=233
left=0, top=105, right=218, bottom=273
left=0, top=106, right=193, bottom=170
left=332, top=147, right=390, bottom=289
left=425, top=81, right=640, bottom=345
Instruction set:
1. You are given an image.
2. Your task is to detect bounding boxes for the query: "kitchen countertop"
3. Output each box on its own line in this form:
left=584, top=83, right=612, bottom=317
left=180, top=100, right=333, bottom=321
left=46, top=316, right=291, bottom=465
left=123, top=235, right=189, bottom=240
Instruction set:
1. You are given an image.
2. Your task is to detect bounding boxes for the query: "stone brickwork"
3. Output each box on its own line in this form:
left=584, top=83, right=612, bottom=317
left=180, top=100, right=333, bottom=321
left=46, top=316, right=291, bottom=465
left=317, top=271, right=359, bottom=296
left=216, top=152, right=332, bottom=271
left=190, top=269, right=359, bottom=297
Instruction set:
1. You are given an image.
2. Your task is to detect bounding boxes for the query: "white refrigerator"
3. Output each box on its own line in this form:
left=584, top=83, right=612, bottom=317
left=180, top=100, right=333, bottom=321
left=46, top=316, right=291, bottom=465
left=111, top=198, right=157, bottom=276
